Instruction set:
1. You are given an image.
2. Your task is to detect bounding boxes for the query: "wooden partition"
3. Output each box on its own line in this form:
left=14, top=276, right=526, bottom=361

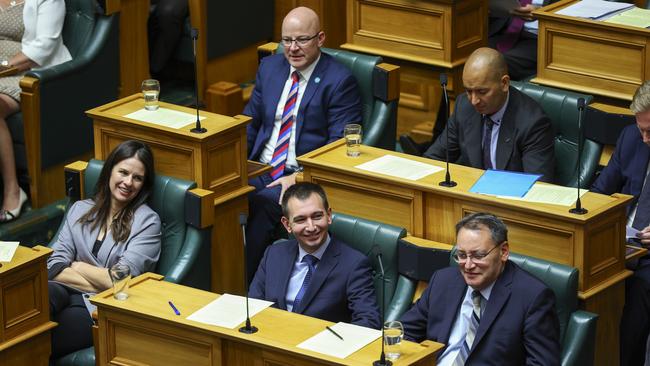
left=342, top=0, right=487, bottom=139
left=299, top=139, right=632, bottom=366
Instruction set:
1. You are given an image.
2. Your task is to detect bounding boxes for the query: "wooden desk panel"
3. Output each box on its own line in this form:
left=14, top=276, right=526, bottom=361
left=533, top=0, right=650, bottom=101
left=92, top=274, right=443, bottom=366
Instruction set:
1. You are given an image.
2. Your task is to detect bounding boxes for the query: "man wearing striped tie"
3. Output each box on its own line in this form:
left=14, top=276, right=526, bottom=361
left=243, top=7, right=362, bottom=281
left=249, top=182, right=380, bottom=329
left=400, top=213, right=560, bottom=365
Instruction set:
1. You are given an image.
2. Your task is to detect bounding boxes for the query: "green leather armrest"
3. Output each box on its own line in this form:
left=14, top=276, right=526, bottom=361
left=385, top=275, right=416, bottom=322
left=561, top=310, right=598, bottom=366
left=53, top=346, right=95, bottom=366
left=163, top=227, right=211, bottom=290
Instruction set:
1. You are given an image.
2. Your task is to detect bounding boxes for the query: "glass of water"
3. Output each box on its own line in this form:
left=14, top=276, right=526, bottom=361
left=141, top=79, right=160, bottom=111
left=109, top=263, right=131, bottom=300
left=344, top=123, right=362, bottom=157
left=384, top=320, right=404, bottom=360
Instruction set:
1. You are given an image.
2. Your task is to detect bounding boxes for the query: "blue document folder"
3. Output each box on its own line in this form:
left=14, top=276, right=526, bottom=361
left=469, top=170, right=542, bottom=197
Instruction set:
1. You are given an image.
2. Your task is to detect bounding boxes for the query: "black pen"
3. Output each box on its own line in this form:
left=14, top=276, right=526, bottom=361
left=326, top=325, right=344, bottom=340
left=168, top=300, right=181, bottom=316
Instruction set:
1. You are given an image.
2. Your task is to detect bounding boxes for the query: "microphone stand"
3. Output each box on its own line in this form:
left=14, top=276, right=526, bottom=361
left=373, top=248, right=392, bottom=366
left=190, top=28, right=206, bottom=134
left=438, top=73, right=457, bottom=187
left=569, top=98, right=588, bottom=215
left=238, top=213, right=258, bottom=334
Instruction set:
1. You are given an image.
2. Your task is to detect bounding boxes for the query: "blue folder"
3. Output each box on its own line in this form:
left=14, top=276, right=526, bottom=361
left=469, top=170, right=541, bottom=197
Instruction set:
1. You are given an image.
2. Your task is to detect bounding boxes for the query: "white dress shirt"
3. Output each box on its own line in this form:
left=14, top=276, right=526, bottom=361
left=484, top=92, right=510, bottom=170
left=285, top=234, right=330, bottom=312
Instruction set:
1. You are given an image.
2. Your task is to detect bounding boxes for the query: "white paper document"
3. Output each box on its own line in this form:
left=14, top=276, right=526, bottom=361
left=355, top=155, right=444, bottom=181
left=297, top=322, right=382, bottom=359
left=499, top=183, right=587, bottom=206
left=627, top=226, right=640, bottom=240
left=124, top=108, right=206, bottom=129
left=555, top=0, right=633, bottom=19
left=186, top=293, right=273, bottom=329
left=0, top=241, right=19, bottom=262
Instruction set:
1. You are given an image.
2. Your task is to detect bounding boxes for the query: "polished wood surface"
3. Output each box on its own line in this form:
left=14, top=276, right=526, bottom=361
left=342, top=0, right=486, bottom=139
left=532, top=0, right=650, bottom=102
left=298, top=139, right=632, bottom=365
left=0, top=245, right=56, bottom=366
left=274, top=0, right=348, bottom=48
left=87, top=96, right=253, bottom=294
left=92, top=273, right=443, bottom=366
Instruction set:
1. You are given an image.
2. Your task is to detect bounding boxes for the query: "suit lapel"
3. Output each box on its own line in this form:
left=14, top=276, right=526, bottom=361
left=295, top=54, right=328, bottom=145
left=441, top=273, right=469, bottom=343
left=294, top=236, right=340, bottom=314
left=471, top=262, right=513, bottom=351
left=276, top=241, right=299, bottom=310
left=466, top=112, right=485, bottom=168
left=495, top=91, right=516, bottom=170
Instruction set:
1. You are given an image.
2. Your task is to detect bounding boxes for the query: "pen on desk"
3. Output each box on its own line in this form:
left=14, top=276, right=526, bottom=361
left=326, top=326, right=344, bottom=340
left=168, top=300, right=180, bottom=316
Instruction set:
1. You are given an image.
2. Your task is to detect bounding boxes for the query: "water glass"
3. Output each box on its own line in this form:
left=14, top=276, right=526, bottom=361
left=142, top=79, right=160, bottom=111
left=109, top=263, right=131, bottom=300
left=344, top=123, right=362, bottom=157
left=384, top=320, right=404, bottom=360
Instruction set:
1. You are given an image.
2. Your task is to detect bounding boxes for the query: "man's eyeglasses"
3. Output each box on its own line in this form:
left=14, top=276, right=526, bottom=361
left=281, top=32, right=320, bottom=47
left=453, top=242, right=503, bottom=263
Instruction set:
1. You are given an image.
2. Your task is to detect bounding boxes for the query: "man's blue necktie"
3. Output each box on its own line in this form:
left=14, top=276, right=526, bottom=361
left=293, top=254, right=318, bottom=312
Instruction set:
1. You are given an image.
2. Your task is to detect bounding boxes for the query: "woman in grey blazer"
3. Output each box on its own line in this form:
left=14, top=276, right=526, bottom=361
left=47, top=140, right=162, bottom=360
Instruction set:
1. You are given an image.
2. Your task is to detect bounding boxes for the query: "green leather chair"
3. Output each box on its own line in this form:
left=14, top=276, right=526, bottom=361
left=449, top=250, right=598, bottom=366
left=329, top=212, right=416, bottom=321
left=510, top=81, right=602, bottom=188
left=51, top=159, right=212, bottom=366
left=270, top=44, right=399, bottom=151
left=6, top=0, right=119, bottom=208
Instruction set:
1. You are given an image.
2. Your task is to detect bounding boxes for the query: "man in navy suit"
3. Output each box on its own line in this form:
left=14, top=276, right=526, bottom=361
left=424, top=48, right=555, bottom=183
left=400, top=213, right=560, bottom=365
left=591, top=81, right=650, bottom=366
left=249, top=182, right=380, bottom=329
left=244, top=7, right=362, bottom=280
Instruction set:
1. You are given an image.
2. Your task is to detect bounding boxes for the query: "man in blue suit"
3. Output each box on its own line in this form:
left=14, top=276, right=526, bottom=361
left=249, top=182, right=380, bottom=329
left=591, top=81, right=650, bottom=366
left=244, top=7, right=362, bottom=281
left=400, top=213, right=560, bottom=365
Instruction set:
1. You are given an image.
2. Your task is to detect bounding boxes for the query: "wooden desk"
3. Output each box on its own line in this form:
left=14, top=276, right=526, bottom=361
left=532, top=0, right=650, bottom=102
left=341, top=0, right=487, bottom=138
left=92, top=273, right=443, bottom=366
left=87, top=95, right=253, bottom=294
left=299, top=139, right=632, bottom=365
left=0, top=245, right=56, bottom=366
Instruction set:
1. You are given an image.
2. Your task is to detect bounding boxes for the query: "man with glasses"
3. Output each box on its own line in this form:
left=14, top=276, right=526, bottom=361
left=243, top=6, right=362, bottom=281
left=249, top=182, right=380, bottom=328
left=591, top=81, right=650, bottom=366
left=400, top=213, right=560, bottom=365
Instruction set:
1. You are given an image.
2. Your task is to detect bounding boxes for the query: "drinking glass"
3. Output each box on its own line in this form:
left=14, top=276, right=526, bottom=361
left=384, top=320, right=404, bottom=360
left=344, top=123, right=362, bottom=157
left=109, top=263, right=131, bottom=300
left=141, top=79, right=160, bottom=111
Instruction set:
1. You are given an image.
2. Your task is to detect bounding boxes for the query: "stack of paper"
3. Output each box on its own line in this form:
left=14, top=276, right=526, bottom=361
left=0, top=241, right=18, bottom=262
left=186, top=293, right=273, bottom=328
left=605, top=7, right=650, bottom=28
left=499, top=183, right=588, bottom=206
left=125, top=108, right=206, bottom=129
left=355, top=155, right=444, bottom=181
left=555, top=0, right=633, bottom=19
left=297, top=322, right=382, bottom=359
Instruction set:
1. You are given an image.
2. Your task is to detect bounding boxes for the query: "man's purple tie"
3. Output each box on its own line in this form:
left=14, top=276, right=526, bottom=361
left=482, top=116, right=495, bottom=170
left=496, top=0, right=532, bottom=53
left=270, top=71, right=299, bottom=180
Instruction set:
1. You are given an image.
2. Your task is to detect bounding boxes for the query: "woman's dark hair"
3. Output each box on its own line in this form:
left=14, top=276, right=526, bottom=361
left=78, top=140, right=155, bottom=243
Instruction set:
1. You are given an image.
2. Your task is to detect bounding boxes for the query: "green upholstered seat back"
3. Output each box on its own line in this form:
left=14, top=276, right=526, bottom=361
left=62, top=0, right=98, bottom=58
left=83, top=160, right=197, bottom=276
left=329, top=212, right=407, bottom=317
left=510, top=81, right=601, bottom=188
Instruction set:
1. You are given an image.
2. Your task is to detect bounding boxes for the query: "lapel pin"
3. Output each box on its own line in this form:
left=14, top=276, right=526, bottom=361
left=315, top=77, right=321, bottom=84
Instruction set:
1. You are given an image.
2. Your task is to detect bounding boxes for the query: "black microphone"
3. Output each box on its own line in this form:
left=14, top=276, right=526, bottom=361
left=570, top=98, right=588, bottom=215
left=372, top=246, right=392, bottom=366
left=190, top=28, right=206, bottom=134
left=238, top=212, right=258, bottom=334
left=438, top=73, right=457, bottom=188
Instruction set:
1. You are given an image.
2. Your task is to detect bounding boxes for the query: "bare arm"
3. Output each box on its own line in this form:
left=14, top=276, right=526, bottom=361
left=53, top=267, right=100, bottom=293
left=7, top=51, right=38, bottom=72
left=70, top=261, right=113, bottom=291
